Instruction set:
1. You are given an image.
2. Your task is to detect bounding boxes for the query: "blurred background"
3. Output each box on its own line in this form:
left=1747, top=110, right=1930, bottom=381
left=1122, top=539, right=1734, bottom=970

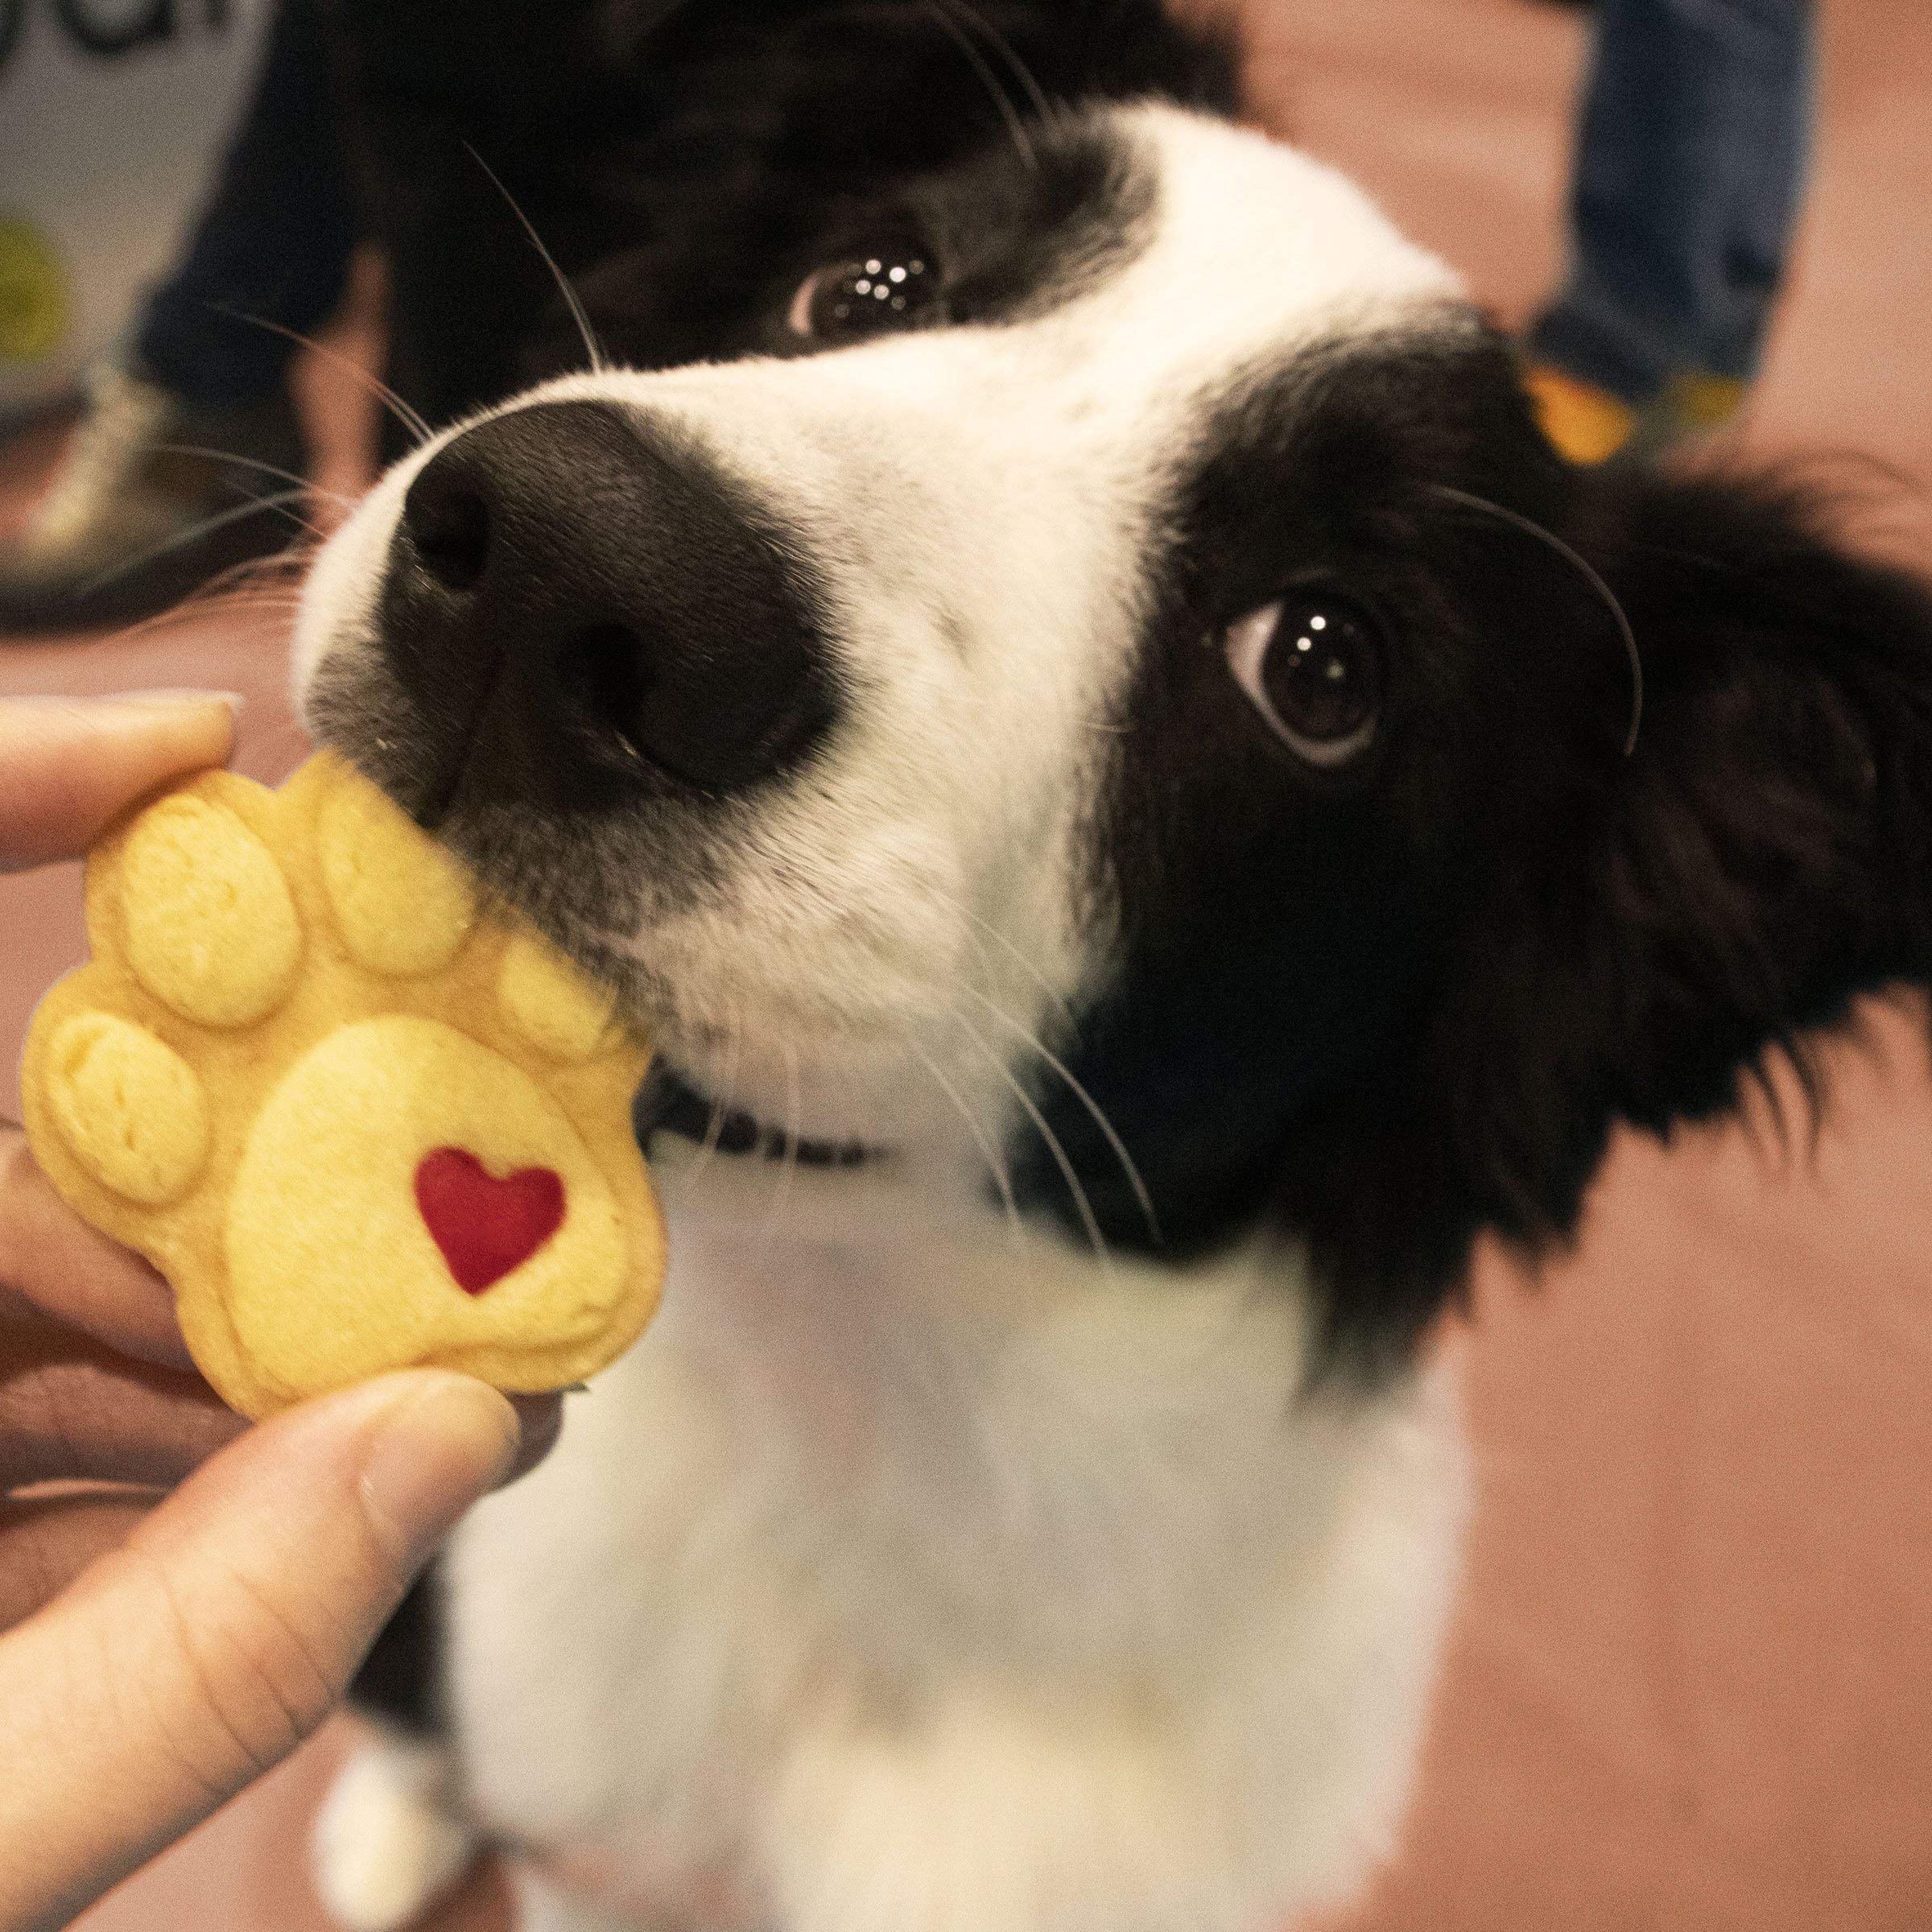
left=3, top=0, right=1930, bottom=1926
left=2, top=2, right=273, bottom=423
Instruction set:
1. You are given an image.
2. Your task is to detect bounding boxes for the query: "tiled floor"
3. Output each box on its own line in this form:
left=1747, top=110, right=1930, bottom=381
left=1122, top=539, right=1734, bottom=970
left=5, top=1, right=1930, bottom=1926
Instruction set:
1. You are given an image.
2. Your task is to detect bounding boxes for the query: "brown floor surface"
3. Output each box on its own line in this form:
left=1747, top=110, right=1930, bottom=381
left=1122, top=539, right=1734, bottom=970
left=4, top=1, right=1929, bottom=1927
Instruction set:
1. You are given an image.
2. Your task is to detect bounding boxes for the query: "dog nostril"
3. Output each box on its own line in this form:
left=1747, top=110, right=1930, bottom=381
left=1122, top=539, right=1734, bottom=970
left=407, top=484, right=492, bottom=592
left=559, top=622, right=655, bottom=755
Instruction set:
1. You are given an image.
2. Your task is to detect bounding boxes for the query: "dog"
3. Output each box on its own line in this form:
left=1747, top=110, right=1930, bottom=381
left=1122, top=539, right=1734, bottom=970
left=293, top=4, right=1932, bottom=1928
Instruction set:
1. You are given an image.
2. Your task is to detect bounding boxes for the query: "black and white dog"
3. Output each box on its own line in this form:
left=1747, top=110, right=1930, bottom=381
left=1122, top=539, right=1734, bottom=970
left=297, top=4, right=1932, bottom=1928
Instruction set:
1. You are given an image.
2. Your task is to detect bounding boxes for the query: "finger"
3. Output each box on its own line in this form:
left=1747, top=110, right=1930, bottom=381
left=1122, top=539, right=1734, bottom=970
left=0, top=1324, right=244, bottom=1493
left=0, top=1133, right=194, bottom=1370
left=0, top=1370, right=517, bottom=1932
left=0, top=1402, right=556, bottom=1631
left=0, top=1488, right=153, bottom=1629
left=0, top=692, right=239, bottom=873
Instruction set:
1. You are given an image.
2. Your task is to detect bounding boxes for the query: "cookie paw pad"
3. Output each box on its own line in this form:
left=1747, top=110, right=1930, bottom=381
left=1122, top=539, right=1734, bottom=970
left=120, top=793, right=302, bottom=1026
left=318, top=776, right=477, bottom=976
left=23, top=753, right=663, bottom=1418
left=44, top=1011, right=210, bottom=1205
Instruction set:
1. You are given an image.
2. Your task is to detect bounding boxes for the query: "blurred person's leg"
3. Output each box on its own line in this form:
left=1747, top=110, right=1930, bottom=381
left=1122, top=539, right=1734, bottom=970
left=328, top=0, right=627, bottom=465
left=0, top=0, right=359, bottom=633
left=1526, top=0, right=1814, bottom=461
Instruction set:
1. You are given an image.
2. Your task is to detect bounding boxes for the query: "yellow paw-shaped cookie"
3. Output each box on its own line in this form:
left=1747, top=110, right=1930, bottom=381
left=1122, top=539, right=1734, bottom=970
left=21, top=753, right=664, bottom=1418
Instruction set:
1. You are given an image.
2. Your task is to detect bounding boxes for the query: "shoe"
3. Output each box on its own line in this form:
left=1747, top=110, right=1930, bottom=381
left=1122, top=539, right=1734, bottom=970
left=0, top=363, right=308, bottom=634
left=1522, top=362, right=1638, bottom=464
left=1523, top=361, right=1751, bottom=466
left=1648, top=369, right=1748, bottom=444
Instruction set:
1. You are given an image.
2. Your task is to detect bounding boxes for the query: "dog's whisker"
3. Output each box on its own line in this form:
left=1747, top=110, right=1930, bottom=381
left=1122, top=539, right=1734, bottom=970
left=195, top=544, right=316, bottom=596
left=686, top=1002, right=744, bottom=1183
left=260, top=500, right=332, bottom=544
left=760, top=1035, right=804, bottom=1254
left=1426, top=481, right=1645, bottom=757
left=905, top=1033, right=1026, bottom=1251
left=462, top=141, right=609, bottom=375
left=961, top=984, right=1160, bottom=1246
left=924, top=882, right=1079, bottom=1034
left=200, top=597, right=308, bottom=625
left=208, top=303, right=434, bottom=445
left=76, top=489, right=313, bottom=597
left=199, top=550, right=313, bottom=592
left=111, top=559, right=312, bottom=638
left=951, top=1009, right=1111, bottom=1274
left=94, top=584, right=287, bottom=651
left=939, top=0, right=1057, bottom=128
left=693, top=1082, right=728, bottom=1176
left=151, top=443, right=357, bottom=512
left=921, top=0, right=1036, bottom=172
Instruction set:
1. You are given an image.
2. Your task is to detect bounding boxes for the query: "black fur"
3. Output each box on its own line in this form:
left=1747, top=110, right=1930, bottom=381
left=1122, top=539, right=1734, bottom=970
left=1287, top=461, right=1932, bottom=1372
left=559, top=1, right=1233, bottom=372
left=328, top=0, right=1236, bottom=449
left=755, top=118, right=1162, bottom=352
left=1022, top=322, right=1932, bottom=1377
left=353, top=1567, right=447, bottom=1736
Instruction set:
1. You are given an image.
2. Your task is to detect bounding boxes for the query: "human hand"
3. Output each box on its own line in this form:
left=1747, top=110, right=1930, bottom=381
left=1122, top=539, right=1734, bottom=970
left=0, top=696, right=551, bottom=1932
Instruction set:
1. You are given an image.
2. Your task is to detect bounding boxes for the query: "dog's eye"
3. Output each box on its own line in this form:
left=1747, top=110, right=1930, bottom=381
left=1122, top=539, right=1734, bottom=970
left=787, top=251, right=940, bottom=341
left=1223, top=593, right=1385, bottom=767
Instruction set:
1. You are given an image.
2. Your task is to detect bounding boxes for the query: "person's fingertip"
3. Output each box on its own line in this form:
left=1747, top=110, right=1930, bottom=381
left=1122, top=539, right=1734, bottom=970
left=97, top=690, right=243, bottom=755
left=0, top=691, right=242, bottom=872
left=112, top=688, right=246, bottom=715
left=356, top=1375, right=520, bottom=1564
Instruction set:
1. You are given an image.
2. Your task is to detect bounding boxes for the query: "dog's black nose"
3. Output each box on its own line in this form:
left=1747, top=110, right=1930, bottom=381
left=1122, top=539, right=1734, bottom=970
left=379, top=399, right=833, bottom=815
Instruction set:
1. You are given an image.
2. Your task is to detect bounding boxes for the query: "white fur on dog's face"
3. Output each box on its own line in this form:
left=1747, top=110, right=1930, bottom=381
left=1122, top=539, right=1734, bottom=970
left=295, top=105, right=1459, bottom=1182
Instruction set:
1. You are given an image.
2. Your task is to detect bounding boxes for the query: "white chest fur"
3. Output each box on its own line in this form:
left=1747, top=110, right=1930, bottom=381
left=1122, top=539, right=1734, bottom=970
left=443, top=1191, right=1469, bottom=1932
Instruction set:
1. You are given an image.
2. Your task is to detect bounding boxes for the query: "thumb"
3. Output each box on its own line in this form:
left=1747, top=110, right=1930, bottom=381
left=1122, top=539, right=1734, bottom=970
left=0, top=1371, right=517, bottom=1932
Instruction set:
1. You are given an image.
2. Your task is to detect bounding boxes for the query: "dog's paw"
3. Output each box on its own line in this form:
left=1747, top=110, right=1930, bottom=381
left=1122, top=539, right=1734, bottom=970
left=314, top=1738, right=477, bottom=1932
left=23, top=753, right=664, bottom=1418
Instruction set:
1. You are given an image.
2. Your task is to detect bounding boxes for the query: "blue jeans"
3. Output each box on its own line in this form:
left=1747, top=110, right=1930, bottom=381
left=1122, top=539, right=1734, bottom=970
left=130, top=0, right=358, bottom=407
left=1530, top=0, right=1814, bottom=407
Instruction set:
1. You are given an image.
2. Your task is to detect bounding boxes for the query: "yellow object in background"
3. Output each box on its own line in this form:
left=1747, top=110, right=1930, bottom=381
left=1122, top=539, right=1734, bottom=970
left=0, top=216, right=69, bottom=365
left=1522, top=361, right=1638, bottom=464
left=1523, top=361, right=1751, bottom=465
left=21, top=753, right=666, bottom=1419
left=1662, top=369, right=1748, bottom=433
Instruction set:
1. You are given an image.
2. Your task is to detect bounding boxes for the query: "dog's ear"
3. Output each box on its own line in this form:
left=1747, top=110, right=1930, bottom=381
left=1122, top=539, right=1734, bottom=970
left=1288, top=465, right=1932, bottom=1373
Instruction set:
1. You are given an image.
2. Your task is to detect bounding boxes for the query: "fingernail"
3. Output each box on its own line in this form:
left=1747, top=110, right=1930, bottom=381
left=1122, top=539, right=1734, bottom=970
left=114, top=688, right=246, bottom=714
left=358, top=1375, right=520, bottom=1562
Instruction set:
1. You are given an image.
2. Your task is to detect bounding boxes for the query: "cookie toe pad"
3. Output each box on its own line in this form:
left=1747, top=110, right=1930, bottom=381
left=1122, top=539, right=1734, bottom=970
left=44, top=1012, right=210, bottom=1205
left=119, top=795, right=302, bottom=1026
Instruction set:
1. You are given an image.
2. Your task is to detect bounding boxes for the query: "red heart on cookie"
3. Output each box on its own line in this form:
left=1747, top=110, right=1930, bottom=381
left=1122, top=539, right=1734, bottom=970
left=415, top=1148, right=566, bottom=1294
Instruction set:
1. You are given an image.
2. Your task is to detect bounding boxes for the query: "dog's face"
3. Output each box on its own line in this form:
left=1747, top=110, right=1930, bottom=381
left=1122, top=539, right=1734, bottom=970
left=298, top=109, right=1494, bottom=1223
left=299, top=97, right=1932, bottom=1377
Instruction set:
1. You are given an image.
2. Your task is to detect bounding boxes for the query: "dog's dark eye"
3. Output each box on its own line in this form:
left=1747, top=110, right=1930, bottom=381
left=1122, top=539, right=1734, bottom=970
left=787, top=250, right=940, bottom=342
left=1223, top=593, right=1385, bottom=767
